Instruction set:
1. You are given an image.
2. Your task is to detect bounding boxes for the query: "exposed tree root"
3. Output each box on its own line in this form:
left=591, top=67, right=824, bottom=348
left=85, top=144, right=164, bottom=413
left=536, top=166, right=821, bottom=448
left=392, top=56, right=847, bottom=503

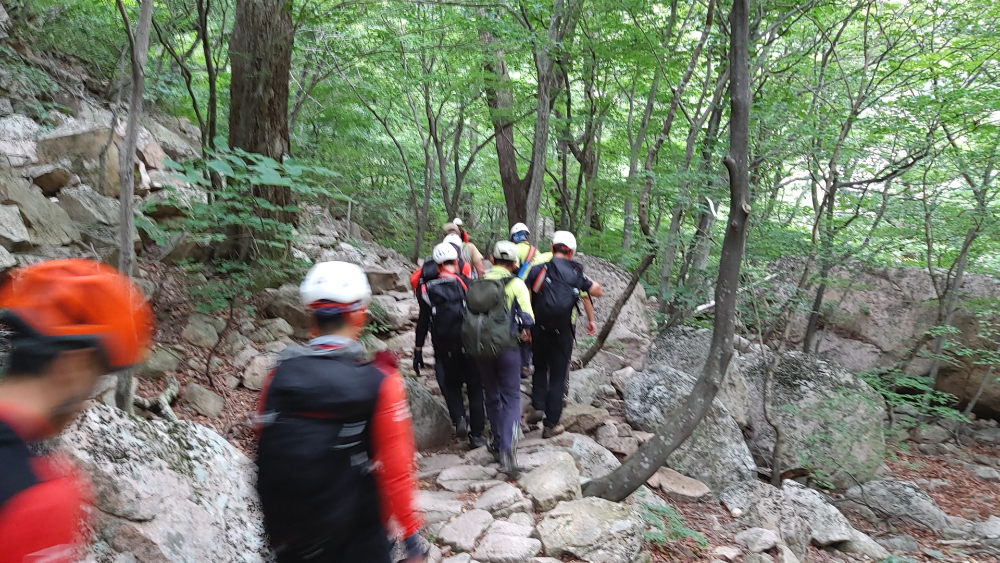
left=134, top=375, right=180, bottom=422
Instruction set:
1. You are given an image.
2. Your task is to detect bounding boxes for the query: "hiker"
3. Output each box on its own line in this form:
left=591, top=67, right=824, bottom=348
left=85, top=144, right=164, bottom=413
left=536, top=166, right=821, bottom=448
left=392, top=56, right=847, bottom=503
left=409, top=236, right=473, bottom=294
left=508, top=222, right=546, bottom=378
left=525, top=231, right=603, bottom=438
left=444, top=219, right=486, bottom=278
left=413, top=243, right=486, bottom=449
left=462, top=241, right=534, bottom=476
left=255, top=261, right=427, bottom=563
left=0, top=259, right=154, bottom=562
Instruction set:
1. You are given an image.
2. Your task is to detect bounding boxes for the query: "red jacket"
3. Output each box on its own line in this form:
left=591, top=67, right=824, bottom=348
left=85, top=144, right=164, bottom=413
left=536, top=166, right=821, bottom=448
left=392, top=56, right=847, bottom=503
left=0, top=404, right=91, bottom=563
left=257, top=347, right=423, bottom=538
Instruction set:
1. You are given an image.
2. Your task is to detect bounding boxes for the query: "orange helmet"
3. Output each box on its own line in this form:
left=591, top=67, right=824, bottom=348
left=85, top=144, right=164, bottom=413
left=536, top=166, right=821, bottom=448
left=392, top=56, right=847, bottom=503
left=0, top=259, right=154, bottom=369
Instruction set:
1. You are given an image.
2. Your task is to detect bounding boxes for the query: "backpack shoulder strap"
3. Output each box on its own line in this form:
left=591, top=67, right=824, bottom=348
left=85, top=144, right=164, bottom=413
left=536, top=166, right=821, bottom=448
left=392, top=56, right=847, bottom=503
left=517, top=246, right=536, bottom=278
left=0, top=421, right=39, bottom=508
left=532, top=265, right=548, bottom=293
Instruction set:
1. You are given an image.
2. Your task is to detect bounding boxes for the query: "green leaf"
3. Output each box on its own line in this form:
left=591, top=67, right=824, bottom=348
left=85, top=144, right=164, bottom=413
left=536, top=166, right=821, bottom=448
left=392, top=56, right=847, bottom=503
left=208, top=159, right=236, bottom=177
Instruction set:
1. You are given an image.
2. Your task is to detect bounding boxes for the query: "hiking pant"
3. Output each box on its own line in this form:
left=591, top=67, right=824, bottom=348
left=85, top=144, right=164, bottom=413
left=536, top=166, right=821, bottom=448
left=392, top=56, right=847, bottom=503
left=437, top=347, right=485, bottom=439
left=476, top=348, right=522, bottom=453
left=273, top=520, right=391, bottom=563
left=519, top=341, right=532, bottom=373
left=531, top=326, right=574, bottom=428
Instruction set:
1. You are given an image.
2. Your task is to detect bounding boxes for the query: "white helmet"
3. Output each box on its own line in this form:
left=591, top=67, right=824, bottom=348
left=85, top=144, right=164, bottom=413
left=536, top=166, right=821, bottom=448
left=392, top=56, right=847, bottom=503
left=510, top=222, right=530, bottom=237
left=443, top=233, right=463, bottom=247
left=493, top=240, right=519, bottom=263
left=300, top=261, right=372, bottom=309
left=552, top=231, right=577, bottom=252
left=433, top=242, right=459, bottom=264
left=452, top=218, right=463, bottom=227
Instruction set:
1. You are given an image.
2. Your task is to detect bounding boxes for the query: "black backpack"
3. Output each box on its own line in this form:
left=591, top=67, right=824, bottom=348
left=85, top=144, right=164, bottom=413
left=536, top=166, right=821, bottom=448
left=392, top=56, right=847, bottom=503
left=532, top=258, right=585, bottom=330
left=415, top=256, right=469, bottom=298
left=425, top=276, right=467, bottom=349
left=463, top=277, right=518, bottom=358
left=256, top=353, right=384, bottom=548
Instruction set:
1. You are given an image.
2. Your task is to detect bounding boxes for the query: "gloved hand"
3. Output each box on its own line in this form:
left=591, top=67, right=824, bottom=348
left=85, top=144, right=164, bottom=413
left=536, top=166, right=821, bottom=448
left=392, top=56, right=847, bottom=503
left=412, top=349, right=424, bottom=374
left=403, top=533, right=428, bottom=562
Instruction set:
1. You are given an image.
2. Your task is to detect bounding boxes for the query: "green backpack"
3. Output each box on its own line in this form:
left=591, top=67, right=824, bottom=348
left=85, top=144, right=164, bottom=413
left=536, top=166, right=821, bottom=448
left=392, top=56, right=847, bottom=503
left=462, top=277, right=518, bottom=358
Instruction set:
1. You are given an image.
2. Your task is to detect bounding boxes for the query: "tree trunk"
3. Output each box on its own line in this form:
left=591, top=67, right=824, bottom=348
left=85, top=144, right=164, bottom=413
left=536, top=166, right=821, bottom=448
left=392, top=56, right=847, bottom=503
left=113, top=0, right=154, bottom=413
left=580, top=251, right=656, bottom=366
left=229, top=0, right=294, bottom=225
left=927, top=227, right=977, bottom=386
left=583, top=0, right=749, bottom=502
left=622, top=197, right=634, bottom=250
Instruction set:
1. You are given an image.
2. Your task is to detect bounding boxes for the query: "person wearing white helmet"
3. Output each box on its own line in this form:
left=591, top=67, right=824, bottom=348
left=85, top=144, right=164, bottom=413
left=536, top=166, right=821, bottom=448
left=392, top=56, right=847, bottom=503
left=524, top=231, right=603, bottom=439
left=413, top=243, right=486, bottom=449
left=256, top=261, right=427, bottom=563
left=461, top=241, right=535, bottom=476
left=444, top=219, right=485, bottom=277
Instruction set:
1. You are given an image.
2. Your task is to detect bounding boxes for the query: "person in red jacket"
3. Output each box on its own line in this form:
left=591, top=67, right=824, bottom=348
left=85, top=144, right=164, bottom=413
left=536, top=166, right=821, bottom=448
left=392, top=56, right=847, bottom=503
left=256, top=261, right=426, bottom=563
left=0, top=259, right=155, bottom=563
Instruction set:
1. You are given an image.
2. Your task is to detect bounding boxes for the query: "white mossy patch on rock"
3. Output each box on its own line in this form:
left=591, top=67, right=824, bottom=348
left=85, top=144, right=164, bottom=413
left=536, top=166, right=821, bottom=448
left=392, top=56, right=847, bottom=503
left=53, top=403, right=268, bottom=562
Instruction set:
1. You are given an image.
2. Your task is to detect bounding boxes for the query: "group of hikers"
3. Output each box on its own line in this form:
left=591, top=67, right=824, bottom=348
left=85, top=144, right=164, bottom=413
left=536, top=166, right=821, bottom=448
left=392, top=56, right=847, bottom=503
left=0, top=219, right=602, bottom=563
left=410, top=220, right=603, bottom=476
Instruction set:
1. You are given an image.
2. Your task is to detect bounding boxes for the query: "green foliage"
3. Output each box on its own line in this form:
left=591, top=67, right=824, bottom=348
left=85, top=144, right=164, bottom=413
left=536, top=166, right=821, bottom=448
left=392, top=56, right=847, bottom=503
left=859, top=368, right=964, bottom=422
left=641, top=503, right=706, bottom=548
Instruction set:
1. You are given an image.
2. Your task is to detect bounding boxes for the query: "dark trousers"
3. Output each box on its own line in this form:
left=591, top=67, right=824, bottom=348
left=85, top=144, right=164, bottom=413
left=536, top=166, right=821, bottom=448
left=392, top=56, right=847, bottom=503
left=531, top=326, right=574, bottom=428
left=519, top=341, right=532, bottom=372
left=476, top=348, right=522, bottom=453
left=274, top=521, right=391, bottom=563
left=435, top=347, right=485, bottom=438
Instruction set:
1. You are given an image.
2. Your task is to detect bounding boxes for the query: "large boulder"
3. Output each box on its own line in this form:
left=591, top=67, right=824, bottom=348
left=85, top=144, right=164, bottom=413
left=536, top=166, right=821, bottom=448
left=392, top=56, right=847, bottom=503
left=646, top=326, right=752, bottom=427
left=535, top=497, right=642, bottom=563
left=573, top=253, right=652, bottom=371
left=0, top=114, right=39, bottom=166
left=21, top=163, right=79, bottom=196
left=741, top=352, right=885, bottom=488
left=615, top=364, right=755, bottom=491
left=0, top=170, right=81, bottom=246
left=142, top=183, right=208, bottom=219
left=36, top=121, right=128, bottom=197
left=0, top=204, right=30, bottom=250
left=405, top=377, right=453, bottom=450
left=141, top=117, right=200, bottom=162
left=843, top=480, right=953, bottom=533
left=58, top=185, right=119, bottom=225
left=52, top=403, right=268, bottom=562
left=264, top=284, right=312, bottom=339
left=0, top=246, right=15, bottom=271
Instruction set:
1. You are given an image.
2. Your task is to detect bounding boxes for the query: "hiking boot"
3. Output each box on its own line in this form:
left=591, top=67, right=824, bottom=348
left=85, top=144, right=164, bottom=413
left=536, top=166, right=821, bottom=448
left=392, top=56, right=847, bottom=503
left=486, top=437, right=501, bottom=463
left=456, top=417, right=469, bottom=439
left=469, top=435, right=487, bottom=450
left=500, top=450, right=520, bottom=478
left=520, top=366, right=532, bottom=379
left=542, top=424, right=564, bottom=439
left=525, top=407, right=544, bottom=425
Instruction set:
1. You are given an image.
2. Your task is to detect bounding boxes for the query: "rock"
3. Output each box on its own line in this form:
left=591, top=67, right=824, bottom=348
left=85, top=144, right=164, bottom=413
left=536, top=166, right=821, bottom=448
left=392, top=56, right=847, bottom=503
left=911, top=424, right=950, bottom=444
left=419, top=490, right=465, bottom=527
left=182, top=314, right=221, bottom=348
left=418, top=453, right=468, bottom=480
left=265, top=283, right=312, bottom=339
left=775, top=545, right=799, bottom=563
left=0, top=170, right=81, bottom=246
left=535, top=498, right=641, bottom=563
left=567, top=368, right=606, bottom=406
left=594, top=423, right=640, bottom=456
left=745, top=556, right=774, bottom=563
left=876, top=535, right=919, bottom=554
left=647, top=326, right=752, bottom=426
left=647, top=467, right=710, bottom=503
left=35, top=122, right=127, bottom=197
left=517, top=451, right=581, bottom=512
left=489, top=520, right=533, bottom=538
left=372, top=294, right=409, bottom=331
left=973, top=427, right=1000, bottom=443
left=138, top=345, right=183, bottom=380
left=141, top=183, right=208, bottom=218
left=713, top=546, right=742, bottom=561
left=836, top=529, right=890, bottom=561
left=474, top=483, right=526, bottom=515
left=741, top=352, right=886, bottom=488
left=0, top=114, right=39, bottom=166
left=261, top=317, right=295, bottom=339
left=136, top=135, right=167, bottom=171
left=405, top=377, right=453, bottom=450
left=0, top=246, right=14, bottom=271
left=720, top=481, right=810, bottom=559
left=972, top=516, right=1000, bottom=540
left=973, top=465, right=1000, bottom=481
left=0, top=98, right=11, bottom=117
left=844, top=480, right=951, bottom=533
left=781, top=481, right=852, bottom=546
left=438, top=465, right=499, bottom=493
left=561, top=403, right=609, bottom=434
left=735, top=528, right=780, bottom=553
left=473, top=534, right=542, bottom=563
left=58, top=185, right=120, bottom=225
left=440, top=509, right=494, bottom=552
left=365, top=268, right=410, bottom=295
left=142, top=117, right=200, bottom=162
left=0, top=204, right=30, bottom=250
left=565, top=433, right=621, bottom=481
left=243, top=354, right=276, bottom=391
left=21, top=163, right=78, bottom=196
left=52, top=404, right=267, bottom=561
left=443, top=555, right=472, bottom=563
left=184, top=383, right=225, bottom=417
left=233, top=345, right=259, bottom=369
left=619, top=363, right=755, bottom=491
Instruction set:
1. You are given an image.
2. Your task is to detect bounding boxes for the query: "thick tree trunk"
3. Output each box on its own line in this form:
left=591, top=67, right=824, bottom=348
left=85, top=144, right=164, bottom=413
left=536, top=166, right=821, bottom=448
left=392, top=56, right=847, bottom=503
left=229, top=0, right=294, bottom=225
left=583, top=0, right=749, bottom=502
left=114, top=0, right=154, bottom=413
